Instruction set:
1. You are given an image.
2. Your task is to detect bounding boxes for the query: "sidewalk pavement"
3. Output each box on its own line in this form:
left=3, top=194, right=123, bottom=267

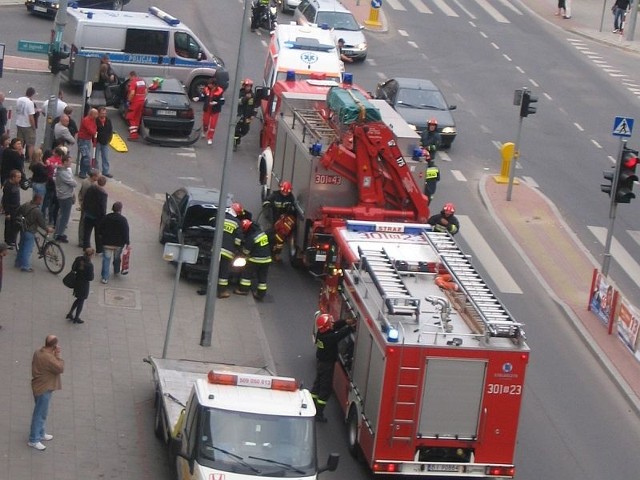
left=0, top=180, right=274, bottom=479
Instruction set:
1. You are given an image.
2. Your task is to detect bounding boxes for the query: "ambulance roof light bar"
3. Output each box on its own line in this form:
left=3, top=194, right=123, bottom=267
left=149, top=6, right=181, bottom=26
left=208, top=371, right=298, bottom=392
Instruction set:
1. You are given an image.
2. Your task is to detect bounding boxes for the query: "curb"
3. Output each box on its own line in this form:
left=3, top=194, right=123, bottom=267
left=478, top=175, right=640, bottom=417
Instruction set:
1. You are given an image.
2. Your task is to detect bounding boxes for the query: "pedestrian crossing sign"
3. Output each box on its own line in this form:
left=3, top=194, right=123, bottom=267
left=613, top=116, right=634, bottom=137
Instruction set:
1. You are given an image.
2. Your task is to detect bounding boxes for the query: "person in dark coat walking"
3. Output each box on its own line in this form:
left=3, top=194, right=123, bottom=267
left=66, top=248, right=95, bottom=324
left=311, top=313, right=353, bottom=422
left=96, top=201, right=129, bottom=284
left=81, top=176, right=108, bottom=250
left=2, top=169, right=22, bottom=246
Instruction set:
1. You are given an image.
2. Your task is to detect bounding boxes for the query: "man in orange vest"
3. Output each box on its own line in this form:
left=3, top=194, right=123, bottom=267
left=196, top=78, right=225, bottom=145
left=125, top=71, right=147, bottom=141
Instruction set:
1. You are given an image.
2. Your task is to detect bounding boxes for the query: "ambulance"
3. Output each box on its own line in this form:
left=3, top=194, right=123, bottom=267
left=62, top=6, right=228, bottom=97
left=263, top=23, right=344, bottom=87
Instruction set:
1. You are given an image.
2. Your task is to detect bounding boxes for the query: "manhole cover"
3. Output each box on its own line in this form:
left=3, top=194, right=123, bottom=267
left=103, top=287, right=141, bottom=309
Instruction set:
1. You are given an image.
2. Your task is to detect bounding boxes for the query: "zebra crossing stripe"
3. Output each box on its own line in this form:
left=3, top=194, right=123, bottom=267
left=458, top=215, right=523, bottom=294
left=588, top=226, right=640, bottom=285
left=432, top=0, right=458, bottom=16
left=408, top=0, right=432, bottom=14
left=473, top=0, right=510, bottom=23
left=385, top=0, right=406, bottom=11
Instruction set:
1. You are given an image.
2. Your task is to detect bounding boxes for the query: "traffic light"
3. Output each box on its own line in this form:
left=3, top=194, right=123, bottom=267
left=601, top=166, right=615, bottom=196
left=616, top=146, right=638, bottom=203
left=48, top=47, right=70, bottom=74
left=519, top=90, right=538, bottom=118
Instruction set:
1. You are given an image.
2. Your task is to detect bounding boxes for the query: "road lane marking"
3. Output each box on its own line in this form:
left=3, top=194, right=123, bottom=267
left=450, top=170, right=466, bottom=182
left=386, top=0, right=406, bottom=10
left=433, top=0, right=458, bottom=16
left=458, top=215, right=523, bottom=294
left=589, top=226, right=640, bottom=284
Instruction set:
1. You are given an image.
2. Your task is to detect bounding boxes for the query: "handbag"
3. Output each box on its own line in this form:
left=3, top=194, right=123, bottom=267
left=62, top=270, right=77, bottom=289
left=120, top=246, right=131, bottom=275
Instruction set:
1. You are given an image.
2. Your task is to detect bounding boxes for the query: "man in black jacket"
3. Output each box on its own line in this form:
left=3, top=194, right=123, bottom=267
left=81, top=176, right=108, bottom=250
left=97, top=201, right=129, bottom=284
left=1, top=169, right=22, bottom=247
left=95, top=107, right=114, bottom=178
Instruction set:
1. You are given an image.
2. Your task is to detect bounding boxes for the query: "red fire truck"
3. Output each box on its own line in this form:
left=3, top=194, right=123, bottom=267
left=318, top=220, right=530, bottom=478
left=257, top=85, right=429, bottom=273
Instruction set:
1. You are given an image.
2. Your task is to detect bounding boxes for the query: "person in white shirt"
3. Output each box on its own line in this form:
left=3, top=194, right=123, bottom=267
left=15, top=87, right=37, bottom=162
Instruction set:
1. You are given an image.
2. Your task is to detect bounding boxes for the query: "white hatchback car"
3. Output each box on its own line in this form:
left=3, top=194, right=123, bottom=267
left=294, top=0, right=367, bottom=61
left=280, top=0, right=302, bottom=14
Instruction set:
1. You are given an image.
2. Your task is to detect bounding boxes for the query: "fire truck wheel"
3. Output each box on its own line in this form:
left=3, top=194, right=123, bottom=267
left=347, top=406, right=362, bottom=461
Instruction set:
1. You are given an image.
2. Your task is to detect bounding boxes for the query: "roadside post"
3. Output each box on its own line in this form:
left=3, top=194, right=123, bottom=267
left=601, top=116, right=637, bottom=276
left=43, top=0, right=70, bottom=151
left=0, top=43, right=5, bottom=78
left=162, top=237, right=199, bottom=358
left=365, top=0, right=383, bottom=27
left=200, top=0, right=251, bottom=347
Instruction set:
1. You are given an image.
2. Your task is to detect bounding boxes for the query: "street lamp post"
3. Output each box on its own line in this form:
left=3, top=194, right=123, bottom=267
left=200, top=0, right=252, bottom=347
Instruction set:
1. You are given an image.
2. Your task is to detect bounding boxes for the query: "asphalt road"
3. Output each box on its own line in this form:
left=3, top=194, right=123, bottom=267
left=3, top=1, right=640, bottom=479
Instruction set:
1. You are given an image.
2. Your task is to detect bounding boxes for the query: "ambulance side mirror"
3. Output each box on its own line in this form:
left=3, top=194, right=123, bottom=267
left=255, top=86, right=271, bottom=102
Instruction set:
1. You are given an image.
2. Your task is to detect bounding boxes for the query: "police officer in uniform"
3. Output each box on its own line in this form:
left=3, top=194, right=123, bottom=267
left=311, top=313, right=353, bottom=422
left=234, top=219, right=272, bottom=300
left=424, top=160, right=440, bottom=203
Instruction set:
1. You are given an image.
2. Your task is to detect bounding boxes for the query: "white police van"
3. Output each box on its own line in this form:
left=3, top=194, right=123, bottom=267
left=63, top=6, right=228, bottom=96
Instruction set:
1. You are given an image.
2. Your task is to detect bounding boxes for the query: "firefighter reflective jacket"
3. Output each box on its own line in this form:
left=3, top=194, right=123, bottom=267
left=315, top=320, right=351, bottom=362
left=221, top=212, right=242, bottom=259
left=242, top=224, right=272, bottom=264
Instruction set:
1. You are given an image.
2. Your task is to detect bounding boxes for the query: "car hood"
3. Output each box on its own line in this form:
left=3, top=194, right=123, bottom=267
left=329, top=30, right=366, bottom=47
left=395, top=104, right=455, bottom=131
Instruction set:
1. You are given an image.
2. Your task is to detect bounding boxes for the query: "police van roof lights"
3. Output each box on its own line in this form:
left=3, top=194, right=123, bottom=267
left=149, top=6, right=181, bottom=26
left=208, top=371, right=298, bottom=392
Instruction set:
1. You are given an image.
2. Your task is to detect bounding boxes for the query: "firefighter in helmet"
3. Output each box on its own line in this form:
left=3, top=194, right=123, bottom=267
left=125, top=71, right=147, bottom=141
left=311, top=313, right=354, bottom=423
left=234, top=219, right=272, bottom=301
left=216, top=202, right=245, bottom=298
left=234, top=78, right=257, bottom=150
left=262, top=180, right=296, bottom=262
left=420, top=118, right=441, bottom=157
left=428, top=202, right=460, bottom=236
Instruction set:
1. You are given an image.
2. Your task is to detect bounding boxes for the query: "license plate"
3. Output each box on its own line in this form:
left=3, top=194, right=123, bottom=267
left=157, top=110, right=177, bottom=116
left=315, top=253, right=327, bottom=262
left=34, top=6, right=48, bottom=12
left=427, top=464, right=460, bottom=473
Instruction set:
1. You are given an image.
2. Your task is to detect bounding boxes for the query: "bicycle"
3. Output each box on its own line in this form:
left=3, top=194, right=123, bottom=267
left=34, top=229, right=66, bottom=274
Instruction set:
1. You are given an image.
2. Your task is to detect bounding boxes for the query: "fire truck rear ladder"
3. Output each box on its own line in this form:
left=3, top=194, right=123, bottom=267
left=423, top=231, right=526, bottom=342
left=357, top=246, right=420, bottom=321
left=291, top=108, right=337, bottom=145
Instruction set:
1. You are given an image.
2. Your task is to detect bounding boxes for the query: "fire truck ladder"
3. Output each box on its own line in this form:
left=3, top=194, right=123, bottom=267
left=358, top=247, right=420, bottom=321
left=423, top=231, right=526, bottom=342
left=291, top=108, right=337, bottom=145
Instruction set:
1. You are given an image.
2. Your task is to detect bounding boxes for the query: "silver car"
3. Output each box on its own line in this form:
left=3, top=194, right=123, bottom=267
left=294, top=0, right=367, bottom=61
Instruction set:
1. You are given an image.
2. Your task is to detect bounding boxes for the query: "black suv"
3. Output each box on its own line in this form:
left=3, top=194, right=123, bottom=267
left=159, top=187, right=228, bottom=278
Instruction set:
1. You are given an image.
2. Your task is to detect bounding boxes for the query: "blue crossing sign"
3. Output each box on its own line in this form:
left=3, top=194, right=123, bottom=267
left=371, top=0, right=382, bottom=8
left=613, top=116, right=634, bottom=137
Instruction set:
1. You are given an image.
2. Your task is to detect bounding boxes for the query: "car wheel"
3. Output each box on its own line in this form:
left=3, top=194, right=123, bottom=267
left=189, top=77, right=210, bottom=99
left=112, top=0, right=124, bottom=10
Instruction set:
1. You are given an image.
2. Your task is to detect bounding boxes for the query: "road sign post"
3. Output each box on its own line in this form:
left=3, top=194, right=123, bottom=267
left=602, top=116, right=635, bottom=276
left=366, top=0, right=383, bottom=27
left=43, top=0, right=69, bottom=152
